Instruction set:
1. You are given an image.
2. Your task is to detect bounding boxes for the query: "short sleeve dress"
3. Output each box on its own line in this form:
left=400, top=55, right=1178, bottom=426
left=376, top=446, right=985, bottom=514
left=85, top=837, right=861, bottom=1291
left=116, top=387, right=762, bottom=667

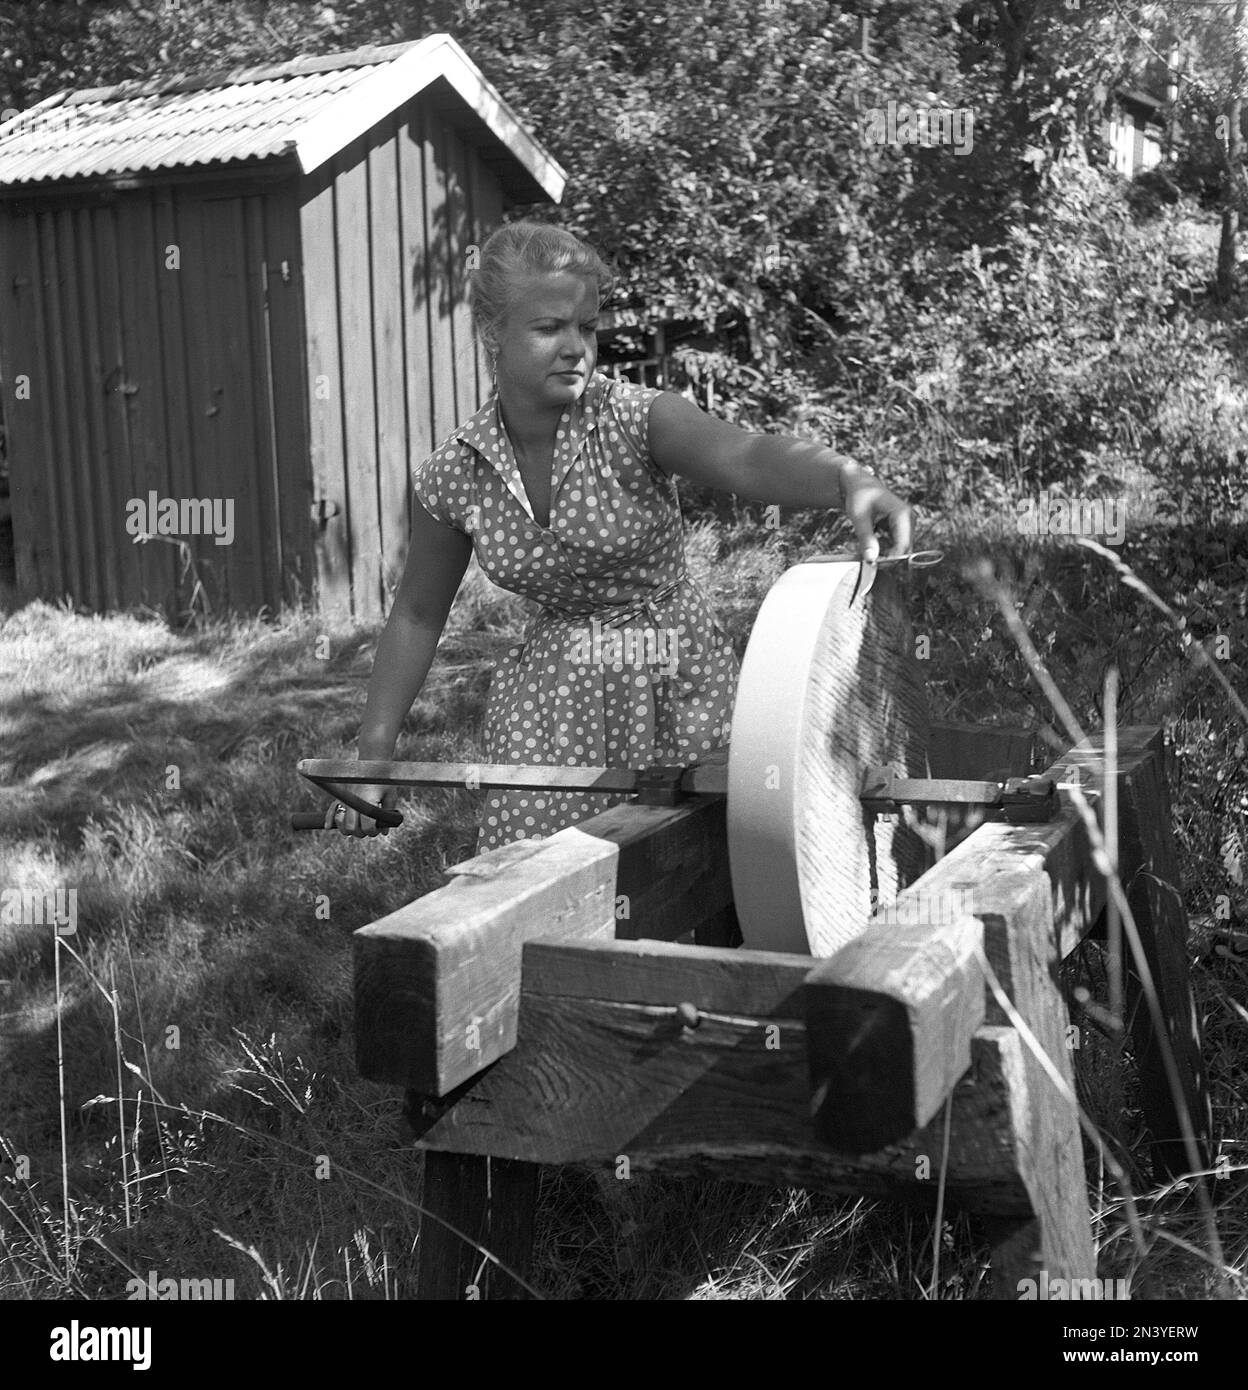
left=411, top=371, right=739, bottom=854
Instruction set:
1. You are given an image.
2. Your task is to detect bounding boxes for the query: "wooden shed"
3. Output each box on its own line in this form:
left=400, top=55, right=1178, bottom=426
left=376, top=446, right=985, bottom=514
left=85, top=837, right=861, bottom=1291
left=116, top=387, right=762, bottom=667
left=0, top=34, right=565, bottom=620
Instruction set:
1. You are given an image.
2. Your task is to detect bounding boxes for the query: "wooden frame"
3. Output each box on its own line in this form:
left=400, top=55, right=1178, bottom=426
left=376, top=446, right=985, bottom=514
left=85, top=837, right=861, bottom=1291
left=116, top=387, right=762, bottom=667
left=352, top=721, right=1211, bottom=1299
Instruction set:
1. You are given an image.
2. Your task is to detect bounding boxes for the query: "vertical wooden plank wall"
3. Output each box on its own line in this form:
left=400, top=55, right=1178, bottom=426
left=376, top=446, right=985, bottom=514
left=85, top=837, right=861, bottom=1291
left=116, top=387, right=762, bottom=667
left=467, top=150, right=502, bottom=405
left=178, top=191, right=279, bottom=614
left=113, top=193, right=177, bottom=612
left=399, top=101, right=434, bottom=528
left=422, top=108, right=459, bottom=455
left=2, top=105, right=513, bottom=619
left=301, top=160, right=353, bottom=619
left=0, top=205, right=67, bottom=605
left=261, top=185, right=314, bottom=612
left=28, top=203, right=113, bottom=609
left=300, top=95, right=507, bottom=619
left=240, top=194, right=282, bottom=611
left=1, top=183, right=297, bottom=617
left=154, top=186, right=197, bottom=612
left=334, top=135, right=385, bottom=624
left=447, top=124, right=481, bottom=425
left=68, top=204, right=127, bottom=610
left=369, top=114, right=409, bottom=604
left=91, top=204, right=137, bottom=604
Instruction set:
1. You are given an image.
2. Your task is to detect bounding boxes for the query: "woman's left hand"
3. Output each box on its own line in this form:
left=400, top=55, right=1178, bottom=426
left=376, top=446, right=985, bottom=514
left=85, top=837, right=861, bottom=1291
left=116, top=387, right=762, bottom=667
left=840, top=465, right=912, bottom=561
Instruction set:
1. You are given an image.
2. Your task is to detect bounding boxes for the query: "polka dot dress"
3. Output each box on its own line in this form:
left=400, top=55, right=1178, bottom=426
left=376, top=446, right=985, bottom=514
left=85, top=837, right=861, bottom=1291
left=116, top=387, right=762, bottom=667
left=411, top=372, right=739, bottom=853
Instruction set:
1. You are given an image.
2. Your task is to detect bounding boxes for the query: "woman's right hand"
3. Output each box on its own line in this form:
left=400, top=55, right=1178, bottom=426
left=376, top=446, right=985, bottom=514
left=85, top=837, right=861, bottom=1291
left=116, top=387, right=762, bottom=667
left=332, top=784, right=400, bottom=838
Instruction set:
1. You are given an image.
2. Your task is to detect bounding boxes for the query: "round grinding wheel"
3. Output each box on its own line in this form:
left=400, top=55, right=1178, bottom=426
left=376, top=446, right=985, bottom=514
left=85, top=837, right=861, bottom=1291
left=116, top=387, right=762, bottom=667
left=727, top=559, right=931, bottom=957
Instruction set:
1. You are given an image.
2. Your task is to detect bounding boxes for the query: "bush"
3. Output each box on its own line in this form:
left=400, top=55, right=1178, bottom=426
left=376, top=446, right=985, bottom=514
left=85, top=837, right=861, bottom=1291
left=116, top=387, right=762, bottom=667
left=672, top=162, right=1241, bottom=524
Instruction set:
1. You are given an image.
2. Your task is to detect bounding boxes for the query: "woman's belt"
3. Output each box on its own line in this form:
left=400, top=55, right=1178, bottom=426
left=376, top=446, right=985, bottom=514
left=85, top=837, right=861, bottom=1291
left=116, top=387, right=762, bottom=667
left=544, top=572, right=687, bottom=627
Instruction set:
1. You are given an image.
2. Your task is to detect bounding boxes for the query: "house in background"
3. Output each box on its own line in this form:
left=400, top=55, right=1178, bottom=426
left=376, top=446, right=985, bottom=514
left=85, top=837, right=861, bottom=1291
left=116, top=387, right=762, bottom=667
left=1106, top=85, right=1168, bottom=177
left=0, top=34, right=565, bottom=621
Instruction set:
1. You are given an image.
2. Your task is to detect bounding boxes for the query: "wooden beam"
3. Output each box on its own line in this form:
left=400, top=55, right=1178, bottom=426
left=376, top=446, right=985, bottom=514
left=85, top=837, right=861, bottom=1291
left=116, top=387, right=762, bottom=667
left=415, top=1153, right=540, bottom=1301
left=524, top=936, right=812, bottom=1014
left=410, top=938, right=1060, bottom=1214
left=1105, top=729, right=1212, bottom=1176
left=576, top=794, right=735, bottom=946
left=908, top=733, right=1124, bottom=1294
left=409, top=940, right=1093, bottom=1285
left=353, top=794, right=736, bottom=1094
left=805, top=912, right=984, bottom=1152
left=353, top=827, right=619, bottom=1094
left=408, top=937, right=815, bottom=1167
left=800, top=732, right=1114, bottom=1158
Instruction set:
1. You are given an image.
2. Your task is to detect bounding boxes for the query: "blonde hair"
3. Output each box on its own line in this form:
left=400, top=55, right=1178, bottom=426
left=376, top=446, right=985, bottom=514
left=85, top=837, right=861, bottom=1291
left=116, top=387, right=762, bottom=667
left=469, top=221, right=614, bottom=351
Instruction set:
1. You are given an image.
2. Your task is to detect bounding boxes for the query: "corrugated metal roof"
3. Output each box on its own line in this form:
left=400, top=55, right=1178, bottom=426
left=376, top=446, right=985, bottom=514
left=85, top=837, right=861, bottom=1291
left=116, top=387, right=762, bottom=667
left=0, top=34, right=566, bottom=201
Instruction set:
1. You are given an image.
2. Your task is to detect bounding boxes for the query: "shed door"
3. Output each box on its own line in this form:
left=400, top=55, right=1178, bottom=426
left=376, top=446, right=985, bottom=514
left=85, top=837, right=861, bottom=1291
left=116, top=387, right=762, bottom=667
left=173, top=189, right=285, bottom=613
left=159, top=186, right=309, bottom=614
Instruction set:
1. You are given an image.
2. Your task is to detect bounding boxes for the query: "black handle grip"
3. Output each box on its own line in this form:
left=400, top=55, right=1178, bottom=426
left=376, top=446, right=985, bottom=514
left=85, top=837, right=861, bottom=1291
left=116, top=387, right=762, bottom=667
left=290, top=807, right=404, bottom=831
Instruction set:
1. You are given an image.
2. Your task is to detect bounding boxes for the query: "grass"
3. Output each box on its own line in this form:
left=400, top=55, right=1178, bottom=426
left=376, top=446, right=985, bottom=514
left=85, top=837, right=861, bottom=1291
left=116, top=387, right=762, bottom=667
left=1, top=501, right=1246, bottom=1300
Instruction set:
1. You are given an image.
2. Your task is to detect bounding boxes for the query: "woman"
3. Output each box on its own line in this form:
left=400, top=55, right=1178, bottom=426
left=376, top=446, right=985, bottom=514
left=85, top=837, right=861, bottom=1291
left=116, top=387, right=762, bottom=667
left=333, top=221, right=912, bottom=845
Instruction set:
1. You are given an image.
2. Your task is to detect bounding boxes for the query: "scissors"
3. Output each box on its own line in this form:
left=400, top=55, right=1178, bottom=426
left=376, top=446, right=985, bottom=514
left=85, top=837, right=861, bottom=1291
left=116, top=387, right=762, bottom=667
left=804, top=549, right=944, bottom=607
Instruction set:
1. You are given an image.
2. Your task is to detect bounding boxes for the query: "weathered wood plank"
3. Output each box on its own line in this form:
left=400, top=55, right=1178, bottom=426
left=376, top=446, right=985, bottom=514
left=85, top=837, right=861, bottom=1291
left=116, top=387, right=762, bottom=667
left=800, top=730, right=1129, bottom=1157
left=336, top=135, right=382, bottom=621
left=422, top=102, right=457, bottom=448
left=910, top=743, right=1113, bottom=971
left=24, top=208, right=74, bottom=602
left=260, top=181, right=313, bottom=609
left=805, top=912, right=984, bottom=1153
left=466, top=141, right=503, bottom=401
left=154, top=188, right=197, bottom=613
left=412, top=979, right=1038, bottom=1217
left=398, top=102, right=435, bottom=486
left=413, top=936, right=1094, bottom=1285
left=201, top=194, right=266, bottom=611
left=351, top=796, right=736, bottom=1095
left=446, top=127, right=479, bottom=424
left=416, top=1151, right=540, bottom=1300
left=576, top=795, right=734, bottom=944
left=923, top=811, right=1097, bottom=1292
left=82, top=203, right=131, bottom=610
left=524, top=936, right=812, bottom=1014
left=172, top=192, right=216, bottom=609
left=1109, top=729, right=1213, bottom=1177
left=299, top=160, right=352, bottom=616
left=114, top=193, right=168, bottom=610
left=927, top=720, right=1038, bottom=781
left=241, top=192, right=283, bottom=613
left=368, top=115, right=410, bottom=605
left=353, top=827, right=620, bottom=1094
